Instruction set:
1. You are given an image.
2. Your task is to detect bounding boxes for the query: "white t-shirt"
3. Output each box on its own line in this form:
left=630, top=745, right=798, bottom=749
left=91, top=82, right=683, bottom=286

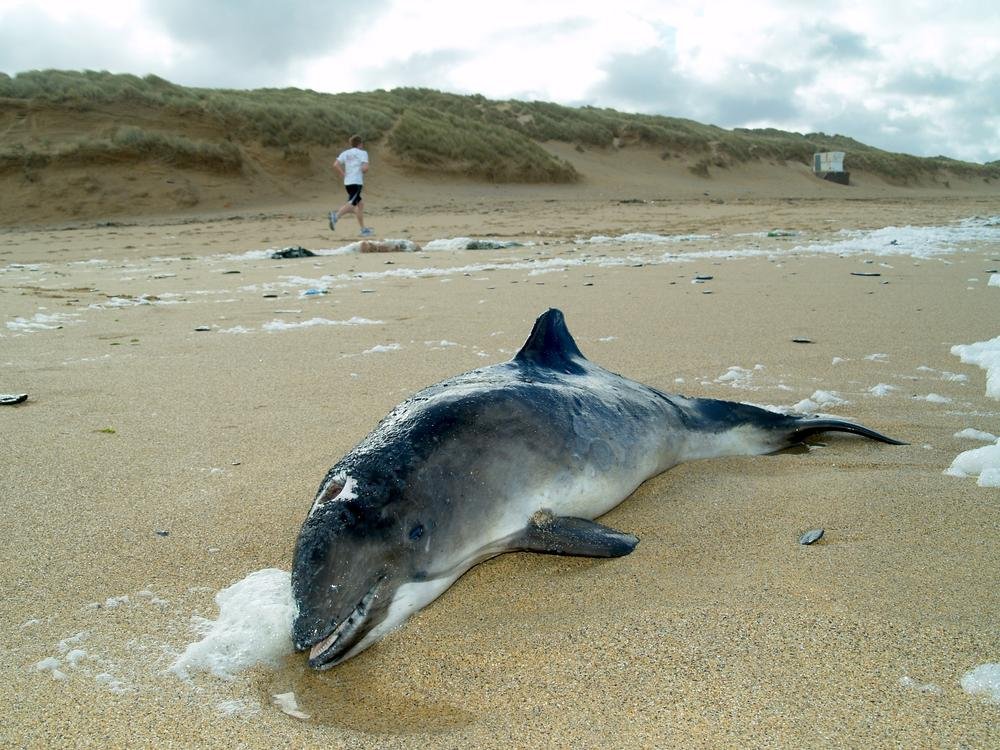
left=337, top=147, right=369, bottom=185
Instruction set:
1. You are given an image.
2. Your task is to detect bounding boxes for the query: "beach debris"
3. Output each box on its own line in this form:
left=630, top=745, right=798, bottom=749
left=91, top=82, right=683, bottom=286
left=271, top=246, right=315, bottom=259
left=154, top=529, right=170, bottom=537
left=221, top=270, right=241, bottom=274
left=96, top=427, right=116, bottom=434
left=465, top=239, right=521, bottom=250
left=194, top=325, right=212, bottom=331
left=767, top=230, right=798, bottom=237
left=851, top=272, right=881, bottom=277
left=792, top=338, right=814, bottom=344
left=359, top=239, right=421, bottom=253
left=799, top=528, right=825, bottom=545
left=263, top=294, right=278, bottom=298
left=301, top=288, right=326, bottom=297
left=272, top=691, right=311, bottom=720
left=693, top=274, right=713, bottom=281
left=0, top=393, right=28, bottom=405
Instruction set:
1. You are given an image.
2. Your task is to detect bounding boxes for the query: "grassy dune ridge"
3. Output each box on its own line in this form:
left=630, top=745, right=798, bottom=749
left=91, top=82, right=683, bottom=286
left=3, top=69, right=998, bottom=187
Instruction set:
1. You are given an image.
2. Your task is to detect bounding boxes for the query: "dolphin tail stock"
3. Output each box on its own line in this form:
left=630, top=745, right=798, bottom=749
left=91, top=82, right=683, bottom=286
left=677, top=395, right=906, bottom=456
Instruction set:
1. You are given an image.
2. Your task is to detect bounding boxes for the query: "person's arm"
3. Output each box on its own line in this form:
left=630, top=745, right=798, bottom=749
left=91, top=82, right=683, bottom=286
left=333, top=159, right=345, bottom=178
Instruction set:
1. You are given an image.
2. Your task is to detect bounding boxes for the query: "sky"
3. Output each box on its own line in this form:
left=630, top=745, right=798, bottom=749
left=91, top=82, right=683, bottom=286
left=1, top=0, right=998, bottom=163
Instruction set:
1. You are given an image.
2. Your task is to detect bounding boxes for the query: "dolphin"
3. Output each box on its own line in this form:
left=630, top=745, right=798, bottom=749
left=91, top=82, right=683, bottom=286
left=291, top=308, right=903, bottom=669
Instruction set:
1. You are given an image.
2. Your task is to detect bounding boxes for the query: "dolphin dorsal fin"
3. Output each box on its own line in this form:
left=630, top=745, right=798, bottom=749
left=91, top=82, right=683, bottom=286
left=514, top=309, right=587, bottom=372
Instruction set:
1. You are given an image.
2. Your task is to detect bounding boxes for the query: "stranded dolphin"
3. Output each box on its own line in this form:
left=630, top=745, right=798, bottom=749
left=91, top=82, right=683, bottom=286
left=291, top=308, right=903, bottom=669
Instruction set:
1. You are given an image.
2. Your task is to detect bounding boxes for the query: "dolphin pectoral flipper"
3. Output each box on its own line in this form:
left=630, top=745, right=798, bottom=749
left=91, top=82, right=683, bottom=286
left=516, top=510, right=639, bottom=558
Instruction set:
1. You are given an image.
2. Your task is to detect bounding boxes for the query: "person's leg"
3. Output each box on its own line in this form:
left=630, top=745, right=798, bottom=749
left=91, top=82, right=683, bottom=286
left=354, top=199, right=365, bottom=229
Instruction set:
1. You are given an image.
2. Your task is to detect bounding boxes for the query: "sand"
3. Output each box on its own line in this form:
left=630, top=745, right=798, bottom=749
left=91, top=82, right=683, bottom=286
left=2, top=157, right=999, bottom=748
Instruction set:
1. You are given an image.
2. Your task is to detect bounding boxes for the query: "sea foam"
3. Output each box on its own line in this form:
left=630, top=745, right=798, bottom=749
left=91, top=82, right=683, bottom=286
left=170, top=568, right=295, bottom=681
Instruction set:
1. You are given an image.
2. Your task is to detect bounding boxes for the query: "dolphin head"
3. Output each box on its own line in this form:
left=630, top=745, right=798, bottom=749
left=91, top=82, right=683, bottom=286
left=290, top=471, right=433, bottom=670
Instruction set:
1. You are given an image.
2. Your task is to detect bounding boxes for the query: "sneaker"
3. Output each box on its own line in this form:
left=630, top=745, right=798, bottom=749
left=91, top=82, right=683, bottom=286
left=328, top=211, right=337, bottom=231
left=359, top=227, right=374, bottom=237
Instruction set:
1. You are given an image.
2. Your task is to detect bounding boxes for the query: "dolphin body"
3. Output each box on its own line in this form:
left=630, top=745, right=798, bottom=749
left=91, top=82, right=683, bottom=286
left=292, top=309, right=902, bottom=669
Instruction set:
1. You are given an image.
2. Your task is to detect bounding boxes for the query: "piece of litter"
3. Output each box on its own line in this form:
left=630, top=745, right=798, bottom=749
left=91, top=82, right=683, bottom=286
left=194, top=326, right=211, bottom=332
left=792, top=338, right=813, bottom=344
left=272, top=691, right=311, bottom=720
left=799, top=528, right=824, bottom=545
left=850, top=272, right=881, bottom=277
left=1, top=393, right=28, bottom=405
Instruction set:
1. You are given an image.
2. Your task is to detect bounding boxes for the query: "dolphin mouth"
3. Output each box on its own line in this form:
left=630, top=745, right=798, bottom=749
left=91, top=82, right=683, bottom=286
left=306, top=577, right=384, bottom=670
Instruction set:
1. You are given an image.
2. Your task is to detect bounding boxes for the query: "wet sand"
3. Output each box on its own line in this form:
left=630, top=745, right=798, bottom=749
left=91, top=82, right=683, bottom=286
left=2, top=185, right=999, bottom=748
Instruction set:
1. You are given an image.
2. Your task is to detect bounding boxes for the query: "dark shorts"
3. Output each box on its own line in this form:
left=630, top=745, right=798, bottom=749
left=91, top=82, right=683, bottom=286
left=345, top=184, right=363, bottom=205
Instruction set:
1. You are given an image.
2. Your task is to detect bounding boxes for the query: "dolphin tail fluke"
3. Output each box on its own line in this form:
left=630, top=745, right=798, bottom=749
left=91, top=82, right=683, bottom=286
left=515, top=510, right=638, bottom=558
left=786, top=417, right=907, bottom=446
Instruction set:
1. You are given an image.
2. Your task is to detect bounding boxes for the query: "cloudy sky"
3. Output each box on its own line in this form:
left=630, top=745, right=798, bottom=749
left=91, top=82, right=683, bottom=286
left=1, top=0, right=998, bottom=163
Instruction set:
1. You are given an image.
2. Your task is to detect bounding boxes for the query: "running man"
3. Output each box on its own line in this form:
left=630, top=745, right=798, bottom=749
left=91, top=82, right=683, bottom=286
left=329, top=135, right=373, bottom=236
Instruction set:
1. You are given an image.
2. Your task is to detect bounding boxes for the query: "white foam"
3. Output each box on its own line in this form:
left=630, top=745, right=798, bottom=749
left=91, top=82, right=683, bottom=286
left=790, top=216, right=1000, bottom=260
left=989, top=274, right=1000, bottom=288
left=916, top=365, right=969, bottom=382
left=793, top=390, right=848, bottom=413
left=95, top=672, right=129, bottom=694
left=6, top=311, right=83, bottom=332
left=899, top=676, right=943, bottom=695
left=216, top=698, right=260, bottom=716
left=961, top=663, right=1000, bottom=703
left=35, top=657, right=67, bottom=681
left=716, top=366, right=753, bottom=385
left=869, top=383, right=897, bottom=396
left=944, top=438, right=1000, bottom=486
left=954, top=428, right=998, bottom=442
left=170, top=568, right=295, bottom=681
left=363, top=343, right=402, bottom=354
left=262, top=316, right=383, bottom=332
left=951, top=335, right=1000, bottom=400
left=919, top=393, right=953, bottom=404
left=576, top=232, right=711, bottom=244
left=424, top=237, right=525, bottom=251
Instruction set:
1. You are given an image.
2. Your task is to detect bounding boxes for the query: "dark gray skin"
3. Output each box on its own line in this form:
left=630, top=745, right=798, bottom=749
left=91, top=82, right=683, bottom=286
left=291, top=309, right=903, bottom=669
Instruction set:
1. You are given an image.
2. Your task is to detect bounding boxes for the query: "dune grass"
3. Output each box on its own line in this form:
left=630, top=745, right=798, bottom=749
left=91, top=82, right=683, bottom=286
left=1, top=69, right=996, bottom=184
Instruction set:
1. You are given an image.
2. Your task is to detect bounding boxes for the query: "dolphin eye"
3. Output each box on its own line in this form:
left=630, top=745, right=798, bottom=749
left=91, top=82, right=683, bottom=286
left=408, top=524, right=425, bottom=541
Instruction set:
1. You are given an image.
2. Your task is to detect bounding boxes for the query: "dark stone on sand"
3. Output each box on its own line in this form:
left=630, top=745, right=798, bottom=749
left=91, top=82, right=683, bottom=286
left=850, top=272, right=881, bottom=277
left=799, top=528, right=825, bottom=545
left=1, top=393, right=28, bottom=405
left=792, top=338, right=814, bottom=344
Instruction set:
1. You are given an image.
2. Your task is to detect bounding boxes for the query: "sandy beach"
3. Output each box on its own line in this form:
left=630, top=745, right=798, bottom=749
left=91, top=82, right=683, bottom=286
left=2, top=157, right=999, bottom=748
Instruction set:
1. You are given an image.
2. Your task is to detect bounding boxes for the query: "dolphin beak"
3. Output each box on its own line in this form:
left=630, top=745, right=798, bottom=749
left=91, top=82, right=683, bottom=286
left=302, top=577, right=385, bottom=670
